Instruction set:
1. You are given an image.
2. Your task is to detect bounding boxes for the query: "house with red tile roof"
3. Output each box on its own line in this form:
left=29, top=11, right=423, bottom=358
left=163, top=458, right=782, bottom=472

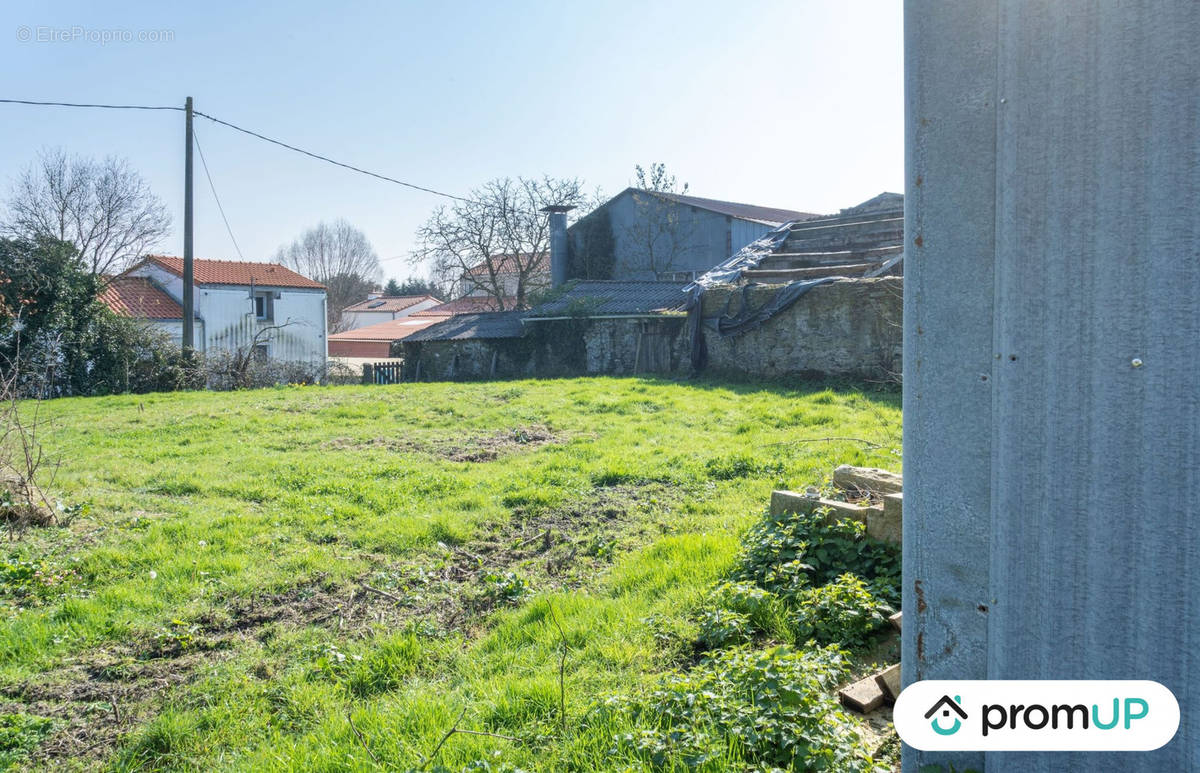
left=411, top=295, right=517, bottom=316
left=340, top=293, right=443, bottom=331
left=458, top=252, right=549, bottom=304
left=104, top=256, right=327, bottom=363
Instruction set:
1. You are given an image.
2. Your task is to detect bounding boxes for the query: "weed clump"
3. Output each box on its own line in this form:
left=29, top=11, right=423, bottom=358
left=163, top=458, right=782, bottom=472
left=606, top=645, right=876, bottom=771
left=696, top=507, right=899, bottom=651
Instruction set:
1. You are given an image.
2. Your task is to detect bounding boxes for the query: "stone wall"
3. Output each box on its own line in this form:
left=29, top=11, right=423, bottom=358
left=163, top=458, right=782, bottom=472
left=699, top=277, right=902, bottom=381
left=401, top=279, right=899, bottom=382
left=401, top=316, right=690, bottom=381
left=402, top=339, right=535, bottom=381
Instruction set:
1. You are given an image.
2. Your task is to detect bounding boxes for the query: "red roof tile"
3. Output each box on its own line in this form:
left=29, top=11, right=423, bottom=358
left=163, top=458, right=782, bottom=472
left=327, top=316, right=449, bottom=342
left=465, top=253, right=548, bottom=277
left=141, top=256, right=325, bottom=289
left=412, top=296, right=518, bottom=315
left=99, top=276, right=183, bottom=319
left=342, top=295, right=441, bottom=313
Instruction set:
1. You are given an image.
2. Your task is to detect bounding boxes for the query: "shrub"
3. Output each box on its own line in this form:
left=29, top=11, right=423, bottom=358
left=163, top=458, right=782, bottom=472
left=696, top=581, right=791, bottom=646
left=609, top=645, right=878, bottom=771
left=793, top=573, right=892, bottom=648
left=695, top=607, right=753, bottom=649
left=736, top=509, right=900, bottom=605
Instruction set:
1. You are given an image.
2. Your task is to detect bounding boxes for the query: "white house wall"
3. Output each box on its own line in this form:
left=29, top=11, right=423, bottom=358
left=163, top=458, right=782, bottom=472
left=124, top=263, right=326, bottom=362
left=199, top=286, right=326, bottom=362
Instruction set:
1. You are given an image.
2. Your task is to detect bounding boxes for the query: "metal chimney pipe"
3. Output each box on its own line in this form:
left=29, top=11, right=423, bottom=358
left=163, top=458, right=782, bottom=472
left=541, top=205, right=575, bottom=287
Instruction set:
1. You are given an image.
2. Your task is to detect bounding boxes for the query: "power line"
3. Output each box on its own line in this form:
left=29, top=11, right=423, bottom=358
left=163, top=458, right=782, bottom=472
left=192, top=110, right=472, bottom=203
left=192, top=127, right=245, bottom=261
left=0, top=98, right=182, bottom=111
left=0, top=97, right=561, bottom=219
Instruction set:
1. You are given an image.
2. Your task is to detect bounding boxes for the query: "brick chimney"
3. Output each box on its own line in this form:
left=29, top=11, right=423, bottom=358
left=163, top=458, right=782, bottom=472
left=541, top=205, right=575, bottom=288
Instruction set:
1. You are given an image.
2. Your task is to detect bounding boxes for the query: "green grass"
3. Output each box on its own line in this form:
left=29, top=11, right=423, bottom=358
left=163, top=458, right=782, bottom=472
left=0, top=377, right=901, bottom=771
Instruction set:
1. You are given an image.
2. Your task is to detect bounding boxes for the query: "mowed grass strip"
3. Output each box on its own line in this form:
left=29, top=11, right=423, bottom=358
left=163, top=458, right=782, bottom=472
left=0, top=377, right=900, bottom=770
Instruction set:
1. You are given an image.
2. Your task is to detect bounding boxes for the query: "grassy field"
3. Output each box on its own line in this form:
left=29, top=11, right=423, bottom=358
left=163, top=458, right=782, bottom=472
left=0, top=377, right=901, bottom=771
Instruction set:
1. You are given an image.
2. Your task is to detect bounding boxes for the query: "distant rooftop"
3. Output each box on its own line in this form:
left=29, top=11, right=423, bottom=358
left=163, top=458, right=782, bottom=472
left=465, top=253, right=548, bottom=277
left=413, top=296, right=518, bottom=316
left=327, top=316, right=447, bottom=342
left=342, top=295, right=439, bottom=313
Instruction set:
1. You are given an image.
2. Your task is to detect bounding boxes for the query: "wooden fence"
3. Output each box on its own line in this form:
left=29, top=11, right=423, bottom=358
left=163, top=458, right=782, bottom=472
left=362, top=361, right=403, bottom=385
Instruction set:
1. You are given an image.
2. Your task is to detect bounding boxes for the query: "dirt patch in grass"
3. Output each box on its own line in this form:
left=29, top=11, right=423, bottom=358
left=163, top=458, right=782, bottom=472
left=0, top=648, right=230, bottom=767
left=325, top=424, right=565, bottom=462
left=204, top=482, right=685, bottom=640
left=5, top=481, right=684, bottom=766
left=375, top=482, right=686, bottom=632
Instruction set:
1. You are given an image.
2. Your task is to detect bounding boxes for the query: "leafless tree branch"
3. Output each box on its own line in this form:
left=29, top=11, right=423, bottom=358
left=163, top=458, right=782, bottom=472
left=2, top=148, right=171, bottom=278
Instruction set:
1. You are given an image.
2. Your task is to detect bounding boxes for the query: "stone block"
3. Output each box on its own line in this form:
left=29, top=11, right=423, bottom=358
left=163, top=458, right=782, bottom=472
left=867, top=492, right=902, bottom=545
left=833, top=464, right=904, bottom=496
left=874, top=663, right=902, bottom=702
left=839, top=674, right=887, bottom=713
left=769, top=490, right=877, bottom=525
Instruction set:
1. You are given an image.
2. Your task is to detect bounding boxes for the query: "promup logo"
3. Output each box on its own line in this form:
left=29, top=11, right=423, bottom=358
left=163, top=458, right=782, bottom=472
left=925, top=694, right=967, bottom=735
left=895, top=680, right=1179, bottom=751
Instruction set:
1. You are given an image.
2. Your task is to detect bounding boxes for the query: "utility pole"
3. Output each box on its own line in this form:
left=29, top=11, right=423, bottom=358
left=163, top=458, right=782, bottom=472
left=182, top=95, right=195, bottom=355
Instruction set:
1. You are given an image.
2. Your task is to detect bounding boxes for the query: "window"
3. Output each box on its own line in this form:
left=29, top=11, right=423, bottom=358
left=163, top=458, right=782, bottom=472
left=253, top=343, right=269, bottom=363
left=254, top=292, right=272, bottom=320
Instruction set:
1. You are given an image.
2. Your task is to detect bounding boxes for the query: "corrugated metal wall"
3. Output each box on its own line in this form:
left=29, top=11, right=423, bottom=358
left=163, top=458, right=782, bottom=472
left=905, top=2, right=1200, bottom=771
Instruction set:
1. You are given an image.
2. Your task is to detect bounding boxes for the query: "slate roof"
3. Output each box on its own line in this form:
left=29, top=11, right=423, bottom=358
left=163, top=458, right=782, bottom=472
left=327, top=316, right=448, bottom=342
left=141, top=256, right=325, bottom=290
left=412, top=296, right=518, bottom=316
left=526, top=281, right=690, bottom=317
left=343, top=295, right=440, bottom=313
left=402, top=311, right=528, bottom=342
left=632, top=188, right=817, bottom=226
left=99, top=276, right=184, bottom=319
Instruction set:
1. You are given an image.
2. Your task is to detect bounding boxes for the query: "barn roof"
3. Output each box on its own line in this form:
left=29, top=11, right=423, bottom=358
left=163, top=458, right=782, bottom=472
left=403, top=311, right=528, bottom=342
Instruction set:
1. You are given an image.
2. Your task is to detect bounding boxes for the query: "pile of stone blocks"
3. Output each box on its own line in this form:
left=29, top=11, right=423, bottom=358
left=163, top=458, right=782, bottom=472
left=769, top=464, right=905, bottom=715
left=769, top=464, right=902, bottom=545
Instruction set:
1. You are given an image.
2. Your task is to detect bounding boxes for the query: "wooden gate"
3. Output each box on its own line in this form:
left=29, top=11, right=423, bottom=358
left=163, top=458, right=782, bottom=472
left=362, top=362, right=403, bottom=384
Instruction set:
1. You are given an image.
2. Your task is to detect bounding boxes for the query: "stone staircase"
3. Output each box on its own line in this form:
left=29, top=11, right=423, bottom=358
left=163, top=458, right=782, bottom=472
left=741, top=208, right=905, bottom=283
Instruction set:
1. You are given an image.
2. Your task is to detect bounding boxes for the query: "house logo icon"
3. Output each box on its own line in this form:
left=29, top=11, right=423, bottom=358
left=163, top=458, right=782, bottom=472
left=925, top=694, right=968, bottom=735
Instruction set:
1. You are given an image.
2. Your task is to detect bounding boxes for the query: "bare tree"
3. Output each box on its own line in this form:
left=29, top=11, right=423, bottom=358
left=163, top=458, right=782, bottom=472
left=2, top=148, right=171, bottom=278
left=624, top=162, right=696, bottom=279
left=273, top=219, right=382, bottom=332
left=412, top=177, right=584, bottom=310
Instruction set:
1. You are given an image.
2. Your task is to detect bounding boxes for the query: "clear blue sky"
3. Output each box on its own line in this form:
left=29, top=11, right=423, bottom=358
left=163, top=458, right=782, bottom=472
left=1, top=0, right=903, bottom=283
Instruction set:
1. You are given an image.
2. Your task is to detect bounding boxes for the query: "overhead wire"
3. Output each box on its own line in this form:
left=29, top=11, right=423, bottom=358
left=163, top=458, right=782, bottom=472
left=192, top=126, right=246, bottom=260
